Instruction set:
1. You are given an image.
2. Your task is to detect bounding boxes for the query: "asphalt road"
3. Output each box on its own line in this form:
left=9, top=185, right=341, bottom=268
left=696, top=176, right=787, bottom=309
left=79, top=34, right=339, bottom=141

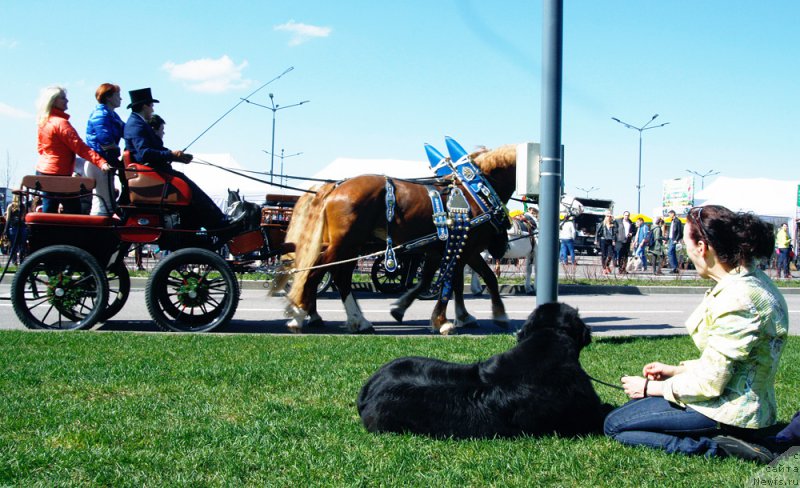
left=2, top=286, right=800, bottom=337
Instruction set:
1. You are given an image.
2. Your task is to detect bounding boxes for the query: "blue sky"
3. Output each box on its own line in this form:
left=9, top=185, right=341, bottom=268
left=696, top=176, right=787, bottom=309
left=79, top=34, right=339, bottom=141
left=1, top=1, right=797, bottom=214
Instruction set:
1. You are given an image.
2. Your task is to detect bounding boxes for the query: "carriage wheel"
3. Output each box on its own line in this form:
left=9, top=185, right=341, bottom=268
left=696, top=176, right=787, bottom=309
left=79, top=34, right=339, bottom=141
left=145, top=248, right=239, bottom=332
left=410, top=257, right=441, bottom=301
left=99, top=261, right=131, bottom=322
left=371, top=255, right=406, bottom=294
left=11, top=245, right=108, bottom=330
left=316, top=271, right=333, bottom=293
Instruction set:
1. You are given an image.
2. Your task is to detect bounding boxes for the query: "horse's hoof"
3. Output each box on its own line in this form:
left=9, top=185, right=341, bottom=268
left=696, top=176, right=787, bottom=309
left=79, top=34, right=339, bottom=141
left=306, top=317, right=325, bottom=328
left=389, top=305, right=405, bottom=324
left=439, top=323, right=457, bottom=335
left=493, top=317, right=511, bottom=330
left=354, top=326, right=376, bottom=335
left=455, top=314, right=479, bottom=329
left=286, top=321, right=303, bottom=334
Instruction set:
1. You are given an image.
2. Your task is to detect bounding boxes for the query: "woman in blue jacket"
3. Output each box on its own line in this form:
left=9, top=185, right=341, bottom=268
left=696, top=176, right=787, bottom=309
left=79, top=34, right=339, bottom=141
left=85, top=83, right=124, bottom=216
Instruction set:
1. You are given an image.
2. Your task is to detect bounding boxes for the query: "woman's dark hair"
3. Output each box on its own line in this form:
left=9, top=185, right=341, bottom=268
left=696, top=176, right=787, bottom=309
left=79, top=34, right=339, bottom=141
left=149, top=114, right=165, bottom=131
left=686, top=205, right=773, bottom=267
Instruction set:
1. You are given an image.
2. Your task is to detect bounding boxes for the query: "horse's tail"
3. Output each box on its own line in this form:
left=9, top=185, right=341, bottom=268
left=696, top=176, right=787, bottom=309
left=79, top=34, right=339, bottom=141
left=280, top=183, right=337, bottom=306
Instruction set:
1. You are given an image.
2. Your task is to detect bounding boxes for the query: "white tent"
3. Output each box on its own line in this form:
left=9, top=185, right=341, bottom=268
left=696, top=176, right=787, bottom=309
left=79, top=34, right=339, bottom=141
left=694, top=176, right=799, bottom=224
left=183, top=153, right=301, bottom=208
left=305, top=157, right=533, bottom=212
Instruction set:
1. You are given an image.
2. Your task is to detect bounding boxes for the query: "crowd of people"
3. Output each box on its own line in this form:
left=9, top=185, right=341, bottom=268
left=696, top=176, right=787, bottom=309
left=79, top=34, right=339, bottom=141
left=555, top=208, right=796, bottom=280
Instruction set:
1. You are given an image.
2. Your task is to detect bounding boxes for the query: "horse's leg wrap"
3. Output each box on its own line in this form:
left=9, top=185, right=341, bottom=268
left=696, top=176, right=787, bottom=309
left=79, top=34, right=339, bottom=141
left=284, top=303, right=308, bottom=333
left=344, top=293, right=374, bottom=333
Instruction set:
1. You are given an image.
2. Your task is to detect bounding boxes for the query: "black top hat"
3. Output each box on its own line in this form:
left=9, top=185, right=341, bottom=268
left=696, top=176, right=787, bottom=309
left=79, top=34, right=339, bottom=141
left=127, top=88, right=160, bottom=109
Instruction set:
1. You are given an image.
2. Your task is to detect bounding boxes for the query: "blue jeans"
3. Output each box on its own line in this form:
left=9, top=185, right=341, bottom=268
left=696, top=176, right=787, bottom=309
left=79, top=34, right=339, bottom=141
left=668, top=240, right=679, bottom=269
left=636, top=245, right=649, bottom=270
left=777, top=248, right=791, bottom=277
left=559, top=239, right=575, bottom=264
left=604, top=397, right=722, bottom=457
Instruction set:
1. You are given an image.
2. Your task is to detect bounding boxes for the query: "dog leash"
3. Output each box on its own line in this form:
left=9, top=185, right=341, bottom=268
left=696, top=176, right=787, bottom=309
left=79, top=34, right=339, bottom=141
left=587, top=373, right=625, bottom=391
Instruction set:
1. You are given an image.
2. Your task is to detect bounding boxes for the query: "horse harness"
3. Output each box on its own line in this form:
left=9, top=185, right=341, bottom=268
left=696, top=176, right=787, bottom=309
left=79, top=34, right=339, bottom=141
left=382, top=152, right=510, bottom=301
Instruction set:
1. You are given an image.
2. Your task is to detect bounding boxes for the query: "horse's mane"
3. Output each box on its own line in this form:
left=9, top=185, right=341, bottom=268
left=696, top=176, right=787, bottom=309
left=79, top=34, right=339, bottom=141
left=472, top=144, right=516, bottom=173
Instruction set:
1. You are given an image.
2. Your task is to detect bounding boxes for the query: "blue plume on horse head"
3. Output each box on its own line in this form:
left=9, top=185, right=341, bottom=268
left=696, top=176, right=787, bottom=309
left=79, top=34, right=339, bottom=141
left=424, top=144, right=452, bottom=178
left=444, top=136, right=468, bottom=163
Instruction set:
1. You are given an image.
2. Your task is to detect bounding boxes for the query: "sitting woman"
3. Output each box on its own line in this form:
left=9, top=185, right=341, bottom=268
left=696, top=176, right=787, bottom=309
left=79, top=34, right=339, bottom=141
left=36, top=86, right=111, bottom=214
left=604, top=205, right=788, bottom=464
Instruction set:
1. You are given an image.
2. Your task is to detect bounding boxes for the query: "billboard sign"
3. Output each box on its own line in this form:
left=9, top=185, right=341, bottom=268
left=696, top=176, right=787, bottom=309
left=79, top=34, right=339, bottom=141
left=661, top=177, right=694, bottom=216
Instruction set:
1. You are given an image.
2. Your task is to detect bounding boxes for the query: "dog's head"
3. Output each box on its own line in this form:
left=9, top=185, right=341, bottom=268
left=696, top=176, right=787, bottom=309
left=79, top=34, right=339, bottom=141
left=516, top=302, right=591, bottom=349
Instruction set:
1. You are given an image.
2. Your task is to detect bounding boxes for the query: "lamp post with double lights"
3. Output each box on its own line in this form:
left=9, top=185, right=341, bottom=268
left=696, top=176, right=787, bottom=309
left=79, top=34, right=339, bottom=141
left=576, top=186, right=598, bottom=198
left=263, top=149, right=303, bottom=187
left=686, top=169, right=720, bottom=190
left=611, top=114, right=670, bottom=213
left=244, top=93, right=309, bottom=183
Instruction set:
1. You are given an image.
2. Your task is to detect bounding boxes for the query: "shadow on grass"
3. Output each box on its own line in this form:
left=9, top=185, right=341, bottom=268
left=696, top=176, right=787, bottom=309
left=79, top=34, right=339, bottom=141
left=95, top=318, right=526, bottom=336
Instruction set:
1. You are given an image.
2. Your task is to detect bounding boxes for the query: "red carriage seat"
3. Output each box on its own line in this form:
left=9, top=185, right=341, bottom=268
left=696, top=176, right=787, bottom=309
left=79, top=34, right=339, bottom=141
left=25, top=212, right=115, bottom=227
left=123, top=151, right=192, bottom=206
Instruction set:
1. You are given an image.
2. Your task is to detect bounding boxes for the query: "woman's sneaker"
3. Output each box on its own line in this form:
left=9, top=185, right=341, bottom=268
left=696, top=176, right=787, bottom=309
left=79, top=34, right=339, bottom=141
left=713, top=435, right=776, bottom=464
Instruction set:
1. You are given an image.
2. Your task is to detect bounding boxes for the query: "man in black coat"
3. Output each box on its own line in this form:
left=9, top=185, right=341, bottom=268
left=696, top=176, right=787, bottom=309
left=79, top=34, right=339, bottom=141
left=123, top=88, right=225, bottom=231
left=666, top=209, right=683, bottom=273
left=615, top=210, right=635, bottom=274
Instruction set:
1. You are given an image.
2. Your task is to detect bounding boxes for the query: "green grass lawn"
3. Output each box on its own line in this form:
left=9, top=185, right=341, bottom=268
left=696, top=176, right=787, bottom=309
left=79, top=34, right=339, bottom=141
left=1, top=331, right=797, bottom=487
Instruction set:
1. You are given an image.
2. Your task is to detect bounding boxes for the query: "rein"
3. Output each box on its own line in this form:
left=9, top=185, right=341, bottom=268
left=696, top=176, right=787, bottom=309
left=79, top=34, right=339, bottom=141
left=191, top=159, right=318, bottom=194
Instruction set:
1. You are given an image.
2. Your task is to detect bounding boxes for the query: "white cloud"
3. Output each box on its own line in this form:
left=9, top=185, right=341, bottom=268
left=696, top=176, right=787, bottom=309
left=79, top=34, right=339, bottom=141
left=162, top=55, right=252, bottom=93
left=274, top=20, right=332, bottom=46
left=0, top=39, right=19, bottom=49
left=0, top=102, right=32, bottom=119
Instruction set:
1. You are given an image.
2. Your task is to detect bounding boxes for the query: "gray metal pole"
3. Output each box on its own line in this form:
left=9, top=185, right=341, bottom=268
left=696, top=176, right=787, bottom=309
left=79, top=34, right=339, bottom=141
left=637, top=130, right=642, bottom=213
left=270, top=98, right=276, bottom=184
left=536, top=0, right=563, bottom=306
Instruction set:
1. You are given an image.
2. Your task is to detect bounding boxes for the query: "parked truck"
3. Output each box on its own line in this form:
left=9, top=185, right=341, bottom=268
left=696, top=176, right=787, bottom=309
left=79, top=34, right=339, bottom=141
left=570, top=197, right=615, bottom=255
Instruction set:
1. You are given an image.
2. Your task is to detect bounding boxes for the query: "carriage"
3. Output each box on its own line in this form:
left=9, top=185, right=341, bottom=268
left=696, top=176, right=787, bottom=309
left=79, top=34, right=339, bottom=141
left=6, top=166, right=295, bottom=333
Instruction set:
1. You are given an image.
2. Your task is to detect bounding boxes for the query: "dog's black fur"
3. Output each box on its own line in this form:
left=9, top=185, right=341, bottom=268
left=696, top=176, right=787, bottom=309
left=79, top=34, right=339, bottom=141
left=357, top=302, right=609, bottom=438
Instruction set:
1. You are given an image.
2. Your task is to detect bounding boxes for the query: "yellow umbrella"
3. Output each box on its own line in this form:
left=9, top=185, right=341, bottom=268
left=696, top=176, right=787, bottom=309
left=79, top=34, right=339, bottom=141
left=628, top=213, right=653, bottom=223
left=509, top=209, right=524, bottom=218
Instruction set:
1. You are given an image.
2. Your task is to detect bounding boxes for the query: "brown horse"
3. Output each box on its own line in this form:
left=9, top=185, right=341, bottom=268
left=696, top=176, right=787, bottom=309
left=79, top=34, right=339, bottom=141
left=277, top=144, right=518, bottom=334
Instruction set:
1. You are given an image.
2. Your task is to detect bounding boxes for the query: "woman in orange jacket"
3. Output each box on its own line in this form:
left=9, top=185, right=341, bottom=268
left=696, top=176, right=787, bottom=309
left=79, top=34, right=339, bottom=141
left=36, top=86, right=111, bottom=213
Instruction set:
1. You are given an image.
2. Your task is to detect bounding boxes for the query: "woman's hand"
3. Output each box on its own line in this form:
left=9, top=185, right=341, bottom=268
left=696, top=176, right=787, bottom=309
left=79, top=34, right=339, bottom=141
left=621, top=376, right=649, bottom=399
left=642, top=362, right=680, bottom=380
left=100, top=162, right=112, bottom=172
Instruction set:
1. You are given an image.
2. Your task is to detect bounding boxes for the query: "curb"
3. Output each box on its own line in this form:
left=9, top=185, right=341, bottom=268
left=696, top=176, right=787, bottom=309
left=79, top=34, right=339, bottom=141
left=129, top=278, right=800, bottom=295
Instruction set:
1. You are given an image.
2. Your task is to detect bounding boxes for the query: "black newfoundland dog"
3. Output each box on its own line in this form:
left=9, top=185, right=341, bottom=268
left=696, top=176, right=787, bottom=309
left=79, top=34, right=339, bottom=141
left=357, top=302, right=609, bottom=439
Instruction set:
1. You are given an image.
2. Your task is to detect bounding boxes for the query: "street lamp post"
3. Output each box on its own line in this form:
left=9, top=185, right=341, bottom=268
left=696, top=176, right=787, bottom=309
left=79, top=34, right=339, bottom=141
left=576, top=186, right=598, bottom=198
left=263, top=149, right=303, bottom=186
left=243, top=94, right=309, bottom=183
left=611, top=114, right=670, bottom=214
left=685, top=169, right=720, bottom=190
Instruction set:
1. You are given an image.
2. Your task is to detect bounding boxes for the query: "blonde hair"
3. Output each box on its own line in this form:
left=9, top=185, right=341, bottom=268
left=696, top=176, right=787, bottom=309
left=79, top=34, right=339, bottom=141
left=36, top=86, right=66, bottom=127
